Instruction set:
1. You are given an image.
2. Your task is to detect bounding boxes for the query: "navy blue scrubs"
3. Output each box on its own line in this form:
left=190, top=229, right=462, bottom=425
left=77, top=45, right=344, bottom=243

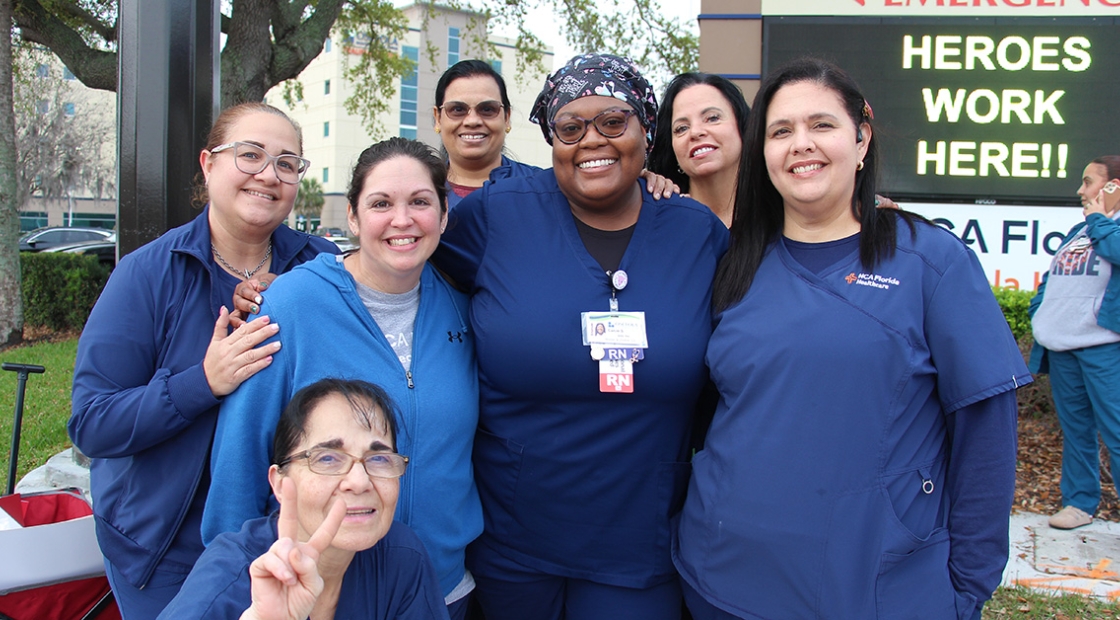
left=676, top=222, right=1029, bottom=619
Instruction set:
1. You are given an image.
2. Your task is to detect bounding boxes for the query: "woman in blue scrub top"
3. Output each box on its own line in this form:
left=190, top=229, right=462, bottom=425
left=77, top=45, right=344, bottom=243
left=434, top=53, right=727, bottom=620
left=674, top=57, right=1030, bottom=620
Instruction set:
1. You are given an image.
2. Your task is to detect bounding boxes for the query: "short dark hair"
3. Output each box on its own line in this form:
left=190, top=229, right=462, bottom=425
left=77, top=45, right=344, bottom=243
left=435, top=59, right=511, bottom=110
left=649, top=73, right=750, bottom=194
left=346, top=137, right=448, bottom=215
left=714, top=57, right=920, bottom=311
left=273, top=378, right=401, bottom=468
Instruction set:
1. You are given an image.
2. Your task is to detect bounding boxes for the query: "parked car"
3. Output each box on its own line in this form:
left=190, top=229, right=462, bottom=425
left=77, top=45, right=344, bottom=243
left=42, top=238, right=118, bottom=269
left=327, top=237, right=356, bottom=253
left=19, top=227, right=114, bottom=252
left=316, top=227, right=347, bottom=239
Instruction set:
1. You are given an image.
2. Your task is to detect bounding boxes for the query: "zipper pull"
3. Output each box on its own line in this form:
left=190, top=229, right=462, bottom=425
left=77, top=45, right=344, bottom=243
left=406, top=370, right=414, bottom=389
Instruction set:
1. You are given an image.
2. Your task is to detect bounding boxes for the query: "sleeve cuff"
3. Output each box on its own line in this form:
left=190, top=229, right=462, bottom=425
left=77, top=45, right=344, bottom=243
left=167, top=363, right=222, bottom=422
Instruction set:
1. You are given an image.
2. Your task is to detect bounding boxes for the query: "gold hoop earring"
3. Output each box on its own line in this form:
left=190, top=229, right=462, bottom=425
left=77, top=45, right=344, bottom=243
left=435, top=126, right=441, bottom=134
left=505, top=126, right=511, bottom=134
left=856, top=161, right=864, bottom=171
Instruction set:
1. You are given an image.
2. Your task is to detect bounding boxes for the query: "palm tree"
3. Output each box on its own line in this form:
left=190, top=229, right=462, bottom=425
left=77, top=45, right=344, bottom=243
left=294, top=177, right=325, bottom=233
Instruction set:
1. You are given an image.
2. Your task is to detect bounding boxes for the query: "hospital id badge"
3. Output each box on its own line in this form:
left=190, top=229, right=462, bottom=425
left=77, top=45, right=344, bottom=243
left=599, top=359, right=634, bottom=393
left=581, top=311, right=648, bottom=347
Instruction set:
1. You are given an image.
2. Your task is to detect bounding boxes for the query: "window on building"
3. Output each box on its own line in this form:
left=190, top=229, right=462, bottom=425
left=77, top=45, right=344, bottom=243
left=63, top=102, right=76, bottom=117
left=448, top=27, right=460, bottom=67
left=324, top=79, right=331, bottom=95
left=323, top=168, right=329, bottom=183
left=325, top=38, right=332, bottom=53
left=489, top=59, right=503, bottom=75
left=400, top=46, right=419, bottom=138
left=35, top=64, right=48, bottom=78
left=62, top=67, right=76, bottom=80
left=69, top=213, right=116, bottom=229
left=36, top=100, right=49, bottom=114
left=19, top=211, right=48, bottom=232
left=323, top=121, right=330, bottom=137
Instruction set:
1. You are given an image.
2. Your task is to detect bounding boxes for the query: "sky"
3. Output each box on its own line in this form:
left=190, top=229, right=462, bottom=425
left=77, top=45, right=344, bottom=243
left=522, top=0, right=702, bottom=70
left=392, top=0, right=703, bottom=85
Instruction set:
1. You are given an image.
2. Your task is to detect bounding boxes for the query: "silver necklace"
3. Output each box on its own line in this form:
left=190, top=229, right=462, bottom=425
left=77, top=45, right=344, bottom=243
left=211, top=242, right=272, bottom=279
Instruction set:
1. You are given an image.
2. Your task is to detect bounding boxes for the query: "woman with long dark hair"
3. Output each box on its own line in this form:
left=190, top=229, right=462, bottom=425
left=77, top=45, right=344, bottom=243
left=674, top=58, right=1029, bottom=620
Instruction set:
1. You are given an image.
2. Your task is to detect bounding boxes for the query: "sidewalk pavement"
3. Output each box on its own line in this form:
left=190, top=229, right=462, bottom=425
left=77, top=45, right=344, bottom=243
left=1005, top=511, right=1120, bottom=600
left=14, top=450, right=1120, bottom=601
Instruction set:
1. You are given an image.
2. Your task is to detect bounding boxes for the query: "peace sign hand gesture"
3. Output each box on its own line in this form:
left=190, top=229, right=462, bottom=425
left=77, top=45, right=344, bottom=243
left=240, top=478, right=346, bottom=620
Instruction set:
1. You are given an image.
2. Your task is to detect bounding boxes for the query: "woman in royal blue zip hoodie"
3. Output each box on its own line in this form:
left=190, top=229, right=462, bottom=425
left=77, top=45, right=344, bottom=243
left=202, top=138, right=483, bottom=620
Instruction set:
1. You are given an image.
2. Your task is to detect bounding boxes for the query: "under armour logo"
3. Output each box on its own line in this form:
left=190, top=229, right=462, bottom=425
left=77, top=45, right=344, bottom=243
left=448, top=331, right=463, bottom=343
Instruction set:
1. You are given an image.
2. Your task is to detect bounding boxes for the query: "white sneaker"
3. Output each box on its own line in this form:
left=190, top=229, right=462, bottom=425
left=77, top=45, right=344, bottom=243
left=1049, top=505, right=1093, bottom=530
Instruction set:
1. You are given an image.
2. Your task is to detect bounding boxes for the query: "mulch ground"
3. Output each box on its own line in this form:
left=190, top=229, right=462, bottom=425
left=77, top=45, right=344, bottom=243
left=1014, top=371, right=1120, bottom=522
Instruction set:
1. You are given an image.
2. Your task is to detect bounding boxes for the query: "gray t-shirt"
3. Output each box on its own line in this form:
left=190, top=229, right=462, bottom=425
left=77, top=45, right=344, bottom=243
left=354, top=275, right=420, bottom=370
left=1032, top=215, right=1120, bottom=352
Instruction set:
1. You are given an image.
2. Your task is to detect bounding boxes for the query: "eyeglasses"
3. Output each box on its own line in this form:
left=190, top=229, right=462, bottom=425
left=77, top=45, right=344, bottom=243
left=278, top=448, right=409, bottom=478
left=210, top=142, right=310, bottom=185
left=439, top=100, right=506, bottom=120
left=549, top=109, right=636, bottom=145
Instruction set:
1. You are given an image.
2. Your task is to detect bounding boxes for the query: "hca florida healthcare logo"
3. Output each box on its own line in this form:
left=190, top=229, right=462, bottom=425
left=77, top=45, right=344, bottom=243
left=845, top=272, right=902, bottom=290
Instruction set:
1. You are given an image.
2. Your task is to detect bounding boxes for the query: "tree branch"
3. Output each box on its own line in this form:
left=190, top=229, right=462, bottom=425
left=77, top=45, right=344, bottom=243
left=12, top=0, right=118, bottom=91
left=49, top=0, right=116, bottom=43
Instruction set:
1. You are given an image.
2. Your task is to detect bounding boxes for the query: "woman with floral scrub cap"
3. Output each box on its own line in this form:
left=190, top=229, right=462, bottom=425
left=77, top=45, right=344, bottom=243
left=433, top=59, right=678, bottom=212
left=433, top=53, right=727, bottom=620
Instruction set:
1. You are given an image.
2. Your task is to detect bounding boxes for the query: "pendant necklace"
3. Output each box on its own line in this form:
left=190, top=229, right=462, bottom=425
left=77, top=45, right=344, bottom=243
left=211, top=242, right=273, bottom=279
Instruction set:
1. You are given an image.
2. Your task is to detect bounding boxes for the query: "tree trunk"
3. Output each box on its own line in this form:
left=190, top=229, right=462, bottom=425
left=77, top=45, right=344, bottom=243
left=0, top=0, right=25, bottom=347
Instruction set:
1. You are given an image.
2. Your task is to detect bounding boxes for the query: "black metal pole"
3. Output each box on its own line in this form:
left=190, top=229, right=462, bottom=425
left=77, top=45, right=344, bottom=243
left=117, top=0, right=220, bottom=257
left=3, top=362, right=46, bottom=496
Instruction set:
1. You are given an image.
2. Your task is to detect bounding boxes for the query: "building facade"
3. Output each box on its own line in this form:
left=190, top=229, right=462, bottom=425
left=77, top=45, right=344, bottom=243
left=267, top=4, right=555, bottom=231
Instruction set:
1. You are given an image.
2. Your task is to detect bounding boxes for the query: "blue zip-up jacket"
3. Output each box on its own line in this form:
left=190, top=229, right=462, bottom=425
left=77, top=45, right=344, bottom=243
left=446, top=155, right=541, bottom=210
left=1029, top=212, right=1120, bottom=373
left=69, top=208, right=337, bottom=588
left=203, top=254, right=483, bottom=598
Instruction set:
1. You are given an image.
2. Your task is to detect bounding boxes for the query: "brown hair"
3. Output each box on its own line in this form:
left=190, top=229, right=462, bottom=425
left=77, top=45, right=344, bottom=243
left=191, top=102, right=304, bottom=207
left=347, top=137, right=448, bottom=216
left=1091, top=155, right=1120, bottom=182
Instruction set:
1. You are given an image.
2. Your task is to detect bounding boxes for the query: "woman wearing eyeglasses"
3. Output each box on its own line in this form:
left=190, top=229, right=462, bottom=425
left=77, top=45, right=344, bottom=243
left=434, top=59, right=677, bottom=211
left=203, top=137, right=482, bottom=620
left=433, top=53, right=727, bottom=619
left=434, top=60, right=539, bottom=210
left=70, top=102, right=338, bottom=618
left=160, top=378, right=449, bottom=620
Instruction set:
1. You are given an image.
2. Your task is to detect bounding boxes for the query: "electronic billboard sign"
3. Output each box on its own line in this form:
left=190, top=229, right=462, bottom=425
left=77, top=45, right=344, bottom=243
left=764, top=17, right=1120, bottom=204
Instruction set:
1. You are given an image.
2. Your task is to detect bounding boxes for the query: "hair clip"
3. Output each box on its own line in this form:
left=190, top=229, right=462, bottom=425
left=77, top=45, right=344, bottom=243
left=862, top=100, right=874, bottom=120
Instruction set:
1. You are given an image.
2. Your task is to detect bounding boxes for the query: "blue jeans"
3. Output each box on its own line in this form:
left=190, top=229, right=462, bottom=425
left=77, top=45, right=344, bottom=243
left=1049, top=341, right=1120, bottom=514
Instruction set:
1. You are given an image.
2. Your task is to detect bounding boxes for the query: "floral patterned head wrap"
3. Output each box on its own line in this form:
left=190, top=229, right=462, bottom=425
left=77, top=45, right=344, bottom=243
left=529, top=53, right=658, bottom=153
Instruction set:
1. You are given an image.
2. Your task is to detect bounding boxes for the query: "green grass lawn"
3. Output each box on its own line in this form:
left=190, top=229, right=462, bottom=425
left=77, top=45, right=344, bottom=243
left=4, top=337, right=1120, bottom=618
left=0, top=337, right=78, bottom=486
left=986, top=585, right=1120, bottom=618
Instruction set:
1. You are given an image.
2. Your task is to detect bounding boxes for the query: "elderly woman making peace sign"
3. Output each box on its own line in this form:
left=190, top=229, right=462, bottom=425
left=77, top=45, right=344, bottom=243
left=160, top=378, right=448, bottom=619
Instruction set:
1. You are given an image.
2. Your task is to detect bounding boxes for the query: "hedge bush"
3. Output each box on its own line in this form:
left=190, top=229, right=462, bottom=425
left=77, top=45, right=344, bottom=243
left=993, top=286, right=1056, bottom=418
left=993, top=286, right=1034, bottom=341
left=20, top=251, right=110, bottom=331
